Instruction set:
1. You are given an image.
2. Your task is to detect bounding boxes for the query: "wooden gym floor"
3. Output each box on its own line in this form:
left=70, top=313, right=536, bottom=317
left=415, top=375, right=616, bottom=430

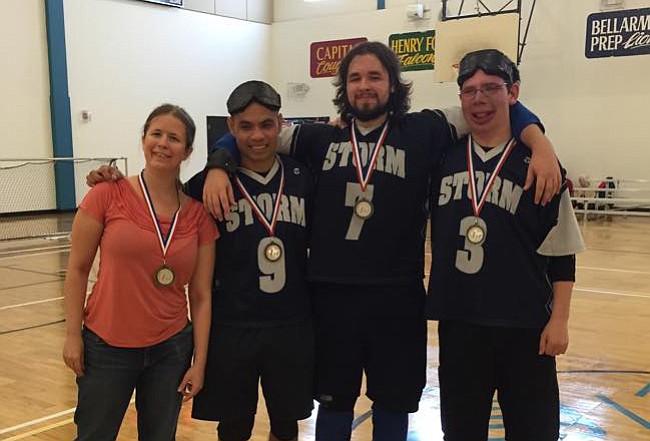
left=0, top=216, right=649, bottom=441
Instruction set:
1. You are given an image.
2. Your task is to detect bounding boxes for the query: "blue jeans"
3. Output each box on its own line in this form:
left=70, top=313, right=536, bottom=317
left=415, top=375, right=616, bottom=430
left=74, top=324, right=193, bottom=441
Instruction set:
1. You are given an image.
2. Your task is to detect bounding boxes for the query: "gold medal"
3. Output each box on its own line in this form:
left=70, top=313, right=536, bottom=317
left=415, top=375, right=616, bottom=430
left=465, top=137, right=516, bottom=246
left=354, top=199, right=374, bottom=219
left=155, top=264, right=175, bottom=287
left=466, top=224, right=485, bottom=244
left=236, top=157, right=286, bottom=263
left=264, top=242, right=283, bottom=262
left=349, top=119, right=388, bottom=219
left=139, top=172, right=181, bottom=291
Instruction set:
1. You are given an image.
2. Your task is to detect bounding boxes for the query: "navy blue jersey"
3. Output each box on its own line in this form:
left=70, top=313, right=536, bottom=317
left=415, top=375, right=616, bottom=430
left=426, top=136, right=568, bottom=328
left=186, top=155, right=313, bottom=326
left=291, top=111, right=456, bottom=284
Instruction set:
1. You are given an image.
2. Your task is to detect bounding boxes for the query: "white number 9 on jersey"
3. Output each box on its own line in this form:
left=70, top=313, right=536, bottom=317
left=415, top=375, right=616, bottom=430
left=257, top=237, right=287, bottom=294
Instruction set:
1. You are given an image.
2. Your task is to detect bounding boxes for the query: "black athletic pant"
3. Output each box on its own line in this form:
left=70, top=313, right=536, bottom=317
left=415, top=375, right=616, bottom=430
left=438, top=320, right=559, bottom=441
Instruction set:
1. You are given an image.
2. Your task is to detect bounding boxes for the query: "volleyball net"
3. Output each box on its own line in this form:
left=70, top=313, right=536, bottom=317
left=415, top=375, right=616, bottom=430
left=0, top=157, right=127, bottom=241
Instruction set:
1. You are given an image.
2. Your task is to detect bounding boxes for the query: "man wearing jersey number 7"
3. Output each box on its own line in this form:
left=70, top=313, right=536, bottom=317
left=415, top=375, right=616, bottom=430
left=202, top=41, right=562, bottom=441
left=426, top=49, right=585, bottom=440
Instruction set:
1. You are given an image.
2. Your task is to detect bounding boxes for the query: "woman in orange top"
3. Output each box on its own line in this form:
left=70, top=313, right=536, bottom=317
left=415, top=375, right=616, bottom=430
left=62, top=104, right=218, bottom=441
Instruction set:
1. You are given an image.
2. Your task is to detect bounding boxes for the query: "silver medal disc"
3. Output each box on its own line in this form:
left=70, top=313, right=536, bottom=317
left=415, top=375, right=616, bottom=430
left=354, top=199, right=374, bottom=219
left=466, top=224, right=485, bottom=244
left=155, top=265, right=175, bottom=287
left=264, top=242, right=283, bottom=262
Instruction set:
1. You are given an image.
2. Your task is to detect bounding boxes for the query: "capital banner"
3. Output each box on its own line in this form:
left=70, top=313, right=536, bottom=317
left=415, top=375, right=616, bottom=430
left=310, top=38, right=368, bottom=78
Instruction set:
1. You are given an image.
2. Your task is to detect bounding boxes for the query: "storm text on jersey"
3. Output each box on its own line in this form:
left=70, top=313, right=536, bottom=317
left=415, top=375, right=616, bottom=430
left=438, top=171, right=523, bottom=214
left=225, top=194, right=307, bottom=232
left=322, top=141, right=406, bottom=179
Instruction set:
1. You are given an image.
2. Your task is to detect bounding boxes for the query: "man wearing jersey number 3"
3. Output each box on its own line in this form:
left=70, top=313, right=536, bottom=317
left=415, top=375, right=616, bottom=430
left=426, top=49, right=585, bottom=440
left=203, top=41, right=561, bottom=441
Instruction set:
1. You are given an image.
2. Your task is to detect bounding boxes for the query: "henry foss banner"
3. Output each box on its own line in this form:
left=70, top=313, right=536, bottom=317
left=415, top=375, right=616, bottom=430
left=586, top=7, right=650, bottom=58
left=310, top=38, right=367, bottom=78
left=389, top=30, right=435, bottom=71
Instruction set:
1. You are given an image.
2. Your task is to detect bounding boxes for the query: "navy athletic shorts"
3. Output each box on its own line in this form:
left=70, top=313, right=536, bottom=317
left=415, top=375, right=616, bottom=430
left=192, top=321, right=314, bottom=422
left=311, top=281, right=427, bottom=413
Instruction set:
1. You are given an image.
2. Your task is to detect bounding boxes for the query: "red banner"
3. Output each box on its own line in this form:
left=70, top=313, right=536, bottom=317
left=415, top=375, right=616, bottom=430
left=310, top=38, right=367, bottom=78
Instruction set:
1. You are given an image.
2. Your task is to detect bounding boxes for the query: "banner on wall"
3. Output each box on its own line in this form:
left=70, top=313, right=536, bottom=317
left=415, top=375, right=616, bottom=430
left=388, top=30, right=436, bottom=71
left=585, top=7, right=650, bottom=58
left=136, top=0, right=183, bottom=7
left=310, top=38, right=368, bottom=78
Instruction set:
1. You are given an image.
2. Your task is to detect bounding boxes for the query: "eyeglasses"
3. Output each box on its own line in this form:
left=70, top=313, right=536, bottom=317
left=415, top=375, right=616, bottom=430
left=458, top=83, right=508, bottom=99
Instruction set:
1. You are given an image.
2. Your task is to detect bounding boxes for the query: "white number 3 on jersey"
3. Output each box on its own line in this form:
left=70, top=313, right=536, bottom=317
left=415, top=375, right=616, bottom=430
left=455, top=216, right=487, bottom=274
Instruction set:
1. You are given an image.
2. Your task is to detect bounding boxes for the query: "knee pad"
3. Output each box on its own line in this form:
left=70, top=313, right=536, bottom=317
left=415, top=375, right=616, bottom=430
left=217, top=416, right=255, bottom=441
left=316, top=394, right=357, bottom=412
left=269, top=418, right=298, bottom=440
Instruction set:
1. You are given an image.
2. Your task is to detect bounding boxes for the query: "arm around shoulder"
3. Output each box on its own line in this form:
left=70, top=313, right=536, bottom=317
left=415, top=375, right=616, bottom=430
left=512, top=102, right=561, bottom=205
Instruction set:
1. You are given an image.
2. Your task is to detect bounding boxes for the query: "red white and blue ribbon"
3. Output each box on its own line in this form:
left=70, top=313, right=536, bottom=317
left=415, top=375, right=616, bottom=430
left=138, top=171, right=180, bottom=262
left=235, top=157, right=285, bottom=237
left=350, top=119, right=389, bottom=192
left=466, top=136, right=516, bottom=217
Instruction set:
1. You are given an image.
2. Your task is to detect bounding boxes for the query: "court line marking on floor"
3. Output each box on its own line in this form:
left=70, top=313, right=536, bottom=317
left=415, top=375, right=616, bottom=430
left=0, top=319, right=65, bottom=335
left=597, top=394, right=650, bottom=431
left=420, top=276, right=650, bottom=299
left=578, top=266, right=650, bottom=276
left=423, top=257, right=650, bottom=278
left=0, top=297, right=64, bottom=311
left=0, top=397, right=135, bottom=437
left=637, top=383, right=650, bottom=398
left=1, top=266, right=66, bottom=278
left=574, top=287, right=650, bottom=299
left=0, top=247, right=70, bottom=261
left=0, top=418, right=73, bottom=441
left=351, top=410, right=372, bottom=430
left=0, top=407, right=75, bottom=436
left=0, top=279, right=63, bottom=292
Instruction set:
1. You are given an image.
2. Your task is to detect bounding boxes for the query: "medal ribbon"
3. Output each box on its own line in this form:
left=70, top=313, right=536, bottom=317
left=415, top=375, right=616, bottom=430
left=466, top=136, right=517, bottom=216
left=138, top=171, right=181, bottom=262
left=350, top=119, right=389, bottom=192
left=235, top=157, right=285, bottom=237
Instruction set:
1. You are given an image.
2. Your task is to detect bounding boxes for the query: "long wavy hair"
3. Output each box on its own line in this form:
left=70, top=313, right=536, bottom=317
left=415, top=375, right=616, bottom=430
left=333, top=41, right=412, bottom=123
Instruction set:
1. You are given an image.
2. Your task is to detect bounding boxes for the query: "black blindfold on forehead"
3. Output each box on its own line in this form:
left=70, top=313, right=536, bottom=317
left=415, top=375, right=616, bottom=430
left=457, top=49, right=520, bottom=87
left=227, top=80, right=281, bottom=115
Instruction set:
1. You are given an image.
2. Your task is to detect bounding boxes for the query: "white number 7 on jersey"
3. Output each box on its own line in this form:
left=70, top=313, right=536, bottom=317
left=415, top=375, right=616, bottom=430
left=344, top=182, right=374, bottom=241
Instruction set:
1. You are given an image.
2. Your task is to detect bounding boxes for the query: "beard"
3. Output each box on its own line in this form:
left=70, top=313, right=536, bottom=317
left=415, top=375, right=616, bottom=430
left=350, top=100, right=390, bottom=122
